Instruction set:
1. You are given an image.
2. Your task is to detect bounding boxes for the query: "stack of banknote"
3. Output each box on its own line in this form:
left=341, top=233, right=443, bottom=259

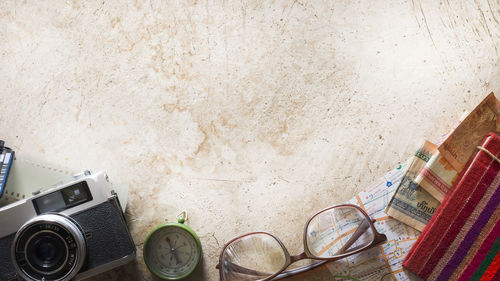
left=385, top=92, right=500, bottom=231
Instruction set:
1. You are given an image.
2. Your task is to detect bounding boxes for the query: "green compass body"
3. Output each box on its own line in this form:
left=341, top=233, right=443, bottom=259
left=144, top=212, right=202, bottom=280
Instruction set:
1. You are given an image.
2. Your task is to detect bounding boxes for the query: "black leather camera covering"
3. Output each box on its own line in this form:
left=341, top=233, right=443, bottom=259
left=71, top=199, right=135, bottom=270
left=0, top=233, right=16, bottom=281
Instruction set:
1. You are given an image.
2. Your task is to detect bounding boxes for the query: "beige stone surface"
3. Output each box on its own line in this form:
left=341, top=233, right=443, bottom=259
left=0, top=0, right=499, bottom=280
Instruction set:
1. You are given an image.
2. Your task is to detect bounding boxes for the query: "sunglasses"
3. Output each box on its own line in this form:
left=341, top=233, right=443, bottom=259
left=216, top=204, right=386, bottom=281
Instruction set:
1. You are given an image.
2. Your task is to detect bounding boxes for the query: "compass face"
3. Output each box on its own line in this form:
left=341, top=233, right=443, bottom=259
left=144, top=226, right=201, bottom=279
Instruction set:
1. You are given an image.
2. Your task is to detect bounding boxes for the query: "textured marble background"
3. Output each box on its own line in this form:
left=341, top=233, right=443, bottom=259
left=1, top=0, right=499, bottom=280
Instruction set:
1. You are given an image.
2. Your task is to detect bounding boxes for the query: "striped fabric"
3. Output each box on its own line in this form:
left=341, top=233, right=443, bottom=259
left=403, top=133, right=500, bottom=280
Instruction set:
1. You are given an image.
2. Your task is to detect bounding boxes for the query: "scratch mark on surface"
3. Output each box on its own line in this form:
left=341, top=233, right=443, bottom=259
left=191, top=177, right=250, bottom=183
left=411, top=0, right=421, bottom=28
left=223, top=2, right=229, bottom=96
left=205, top=0, right=211, bottom=61
left=473, top=25, right=481, bottom=37
left=280, top=0, right=297, bottom=34
left=442, top=0, right=463, bottom=50
left=211, top=233, right=220, bottom=247
left=487, top=0, right=499, bottom=25
left=418, top=0, right=437, bottom=50
left=443, top=0, right=456, bottom=28
left=476, top=0, right=498, bottom=54
left=278, top=176, right=290, bottom=183
left=241, top=2, right=247, bottom=33
left=38, top=80, right=52, bottom=115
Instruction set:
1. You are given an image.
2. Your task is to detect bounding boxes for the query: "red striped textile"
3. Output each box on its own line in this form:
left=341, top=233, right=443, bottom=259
left=479, top=252, right=500, bottom=281
left=459, top=222, right=500, bottom=281
left=403, top=133, right=500, bottom=280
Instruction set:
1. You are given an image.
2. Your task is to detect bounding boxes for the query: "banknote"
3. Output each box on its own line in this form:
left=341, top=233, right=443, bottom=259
left=438, top=92, right=500, bottom=172
left=414, top=152, right=457, bottom=202
left=414, top=112, right=468, bottom=202
left=385, top=141, right=441, bottom=231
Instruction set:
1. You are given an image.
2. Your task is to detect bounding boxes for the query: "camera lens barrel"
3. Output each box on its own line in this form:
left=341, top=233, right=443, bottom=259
left=11, top=214, right=86, bottom=281
left=26, top=230, right=68, bottom=274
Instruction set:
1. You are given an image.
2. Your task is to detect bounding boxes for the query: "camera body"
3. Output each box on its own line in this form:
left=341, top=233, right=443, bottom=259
left=0, top=171, right=136, bottom=281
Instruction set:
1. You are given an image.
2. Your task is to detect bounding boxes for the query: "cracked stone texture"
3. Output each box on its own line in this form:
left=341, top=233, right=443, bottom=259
left=1, top=0, right=499, bottom=280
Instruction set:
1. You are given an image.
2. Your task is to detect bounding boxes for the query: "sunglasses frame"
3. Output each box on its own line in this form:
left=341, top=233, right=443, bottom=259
left=217, top=204, right=387, bottom=281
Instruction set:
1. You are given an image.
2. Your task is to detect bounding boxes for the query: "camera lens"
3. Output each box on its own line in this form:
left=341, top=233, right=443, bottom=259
left=26, top=232, right=68, bottom=272
left=13, top=214, right=86, bottom=281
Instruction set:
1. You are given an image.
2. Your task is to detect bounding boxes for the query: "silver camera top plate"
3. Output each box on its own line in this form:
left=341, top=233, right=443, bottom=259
left=0, top=171, right=114, bottom=238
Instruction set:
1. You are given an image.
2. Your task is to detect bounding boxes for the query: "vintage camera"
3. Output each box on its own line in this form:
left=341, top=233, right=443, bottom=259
left=0, top=171, right=136, bottom=281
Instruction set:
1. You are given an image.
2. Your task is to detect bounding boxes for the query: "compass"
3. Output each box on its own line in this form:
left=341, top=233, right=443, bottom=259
left=143, top=211, right=202, bottom=280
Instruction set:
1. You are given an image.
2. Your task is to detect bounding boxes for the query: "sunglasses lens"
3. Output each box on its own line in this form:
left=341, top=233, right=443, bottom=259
left=221, top=233, right=286, bottom=281
left=306, top=206, right=375, bottom=258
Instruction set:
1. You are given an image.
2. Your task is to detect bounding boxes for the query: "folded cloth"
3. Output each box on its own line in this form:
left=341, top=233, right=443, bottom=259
left=402, top=132, right=500, bottom=281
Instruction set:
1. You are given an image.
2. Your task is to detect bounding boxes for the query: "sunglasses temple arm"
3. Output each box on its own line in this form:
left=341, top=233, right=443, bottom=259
left=337, top=218, right=371, bottom=254
left=272, top=260, right=328, bottom=280
left=218, top=260, right=271, bottom=277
